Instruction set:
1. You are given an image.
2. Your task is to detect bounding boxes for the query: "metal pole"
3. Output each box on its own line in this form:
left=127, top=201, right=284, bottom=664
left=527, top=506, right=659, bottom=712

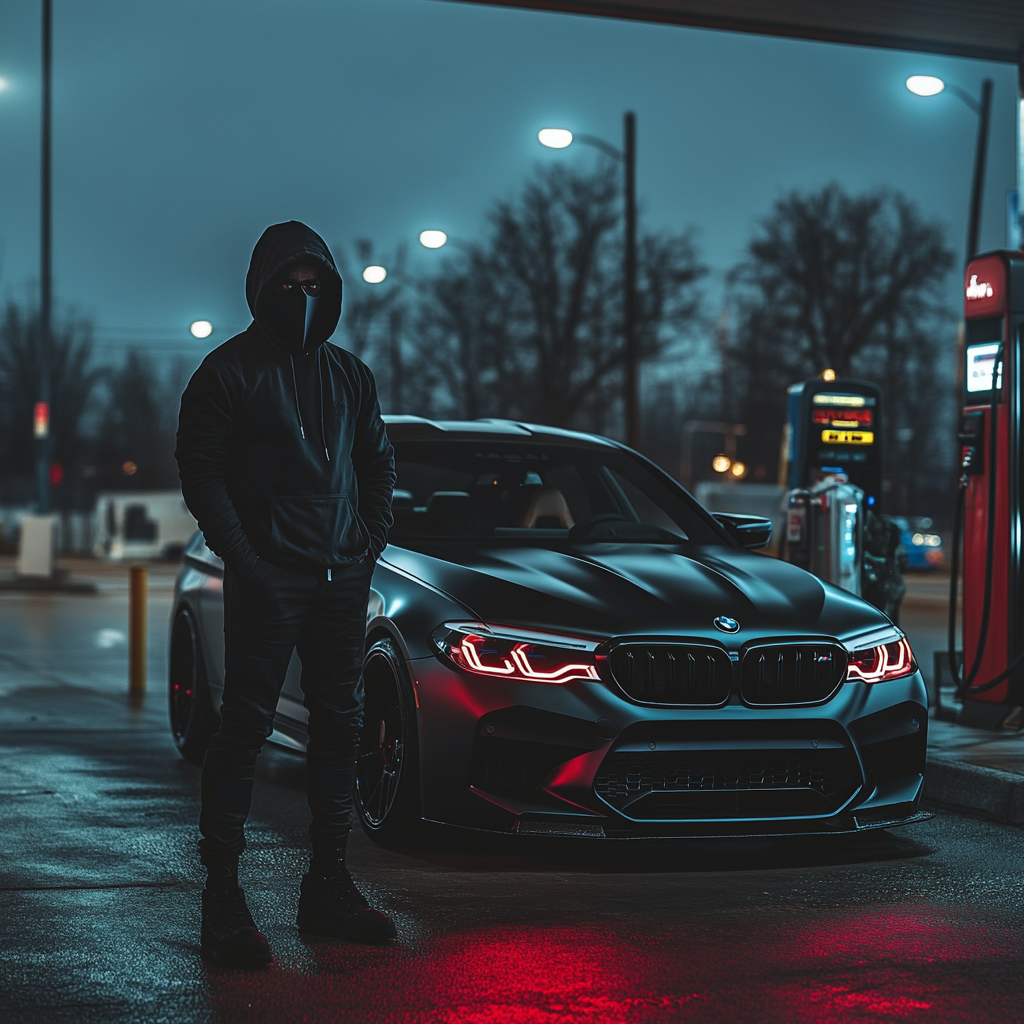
left=965, top=78, right=992, bottom=263
left=1018, top=47, right=1024, bottom=248
left=37, top=0, right=52, bottom=515
left=129, top=564, right=147, bottom=694
left=389, top=306, right=404, bottom=411
left=623, top=112, right=638, bottom=449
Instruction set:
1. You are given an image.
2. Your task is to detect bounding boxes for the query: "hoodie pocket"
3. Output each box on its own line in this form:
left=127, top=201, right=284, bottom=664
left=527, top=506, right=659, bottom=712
left=269, top=494, right=368, bottom=565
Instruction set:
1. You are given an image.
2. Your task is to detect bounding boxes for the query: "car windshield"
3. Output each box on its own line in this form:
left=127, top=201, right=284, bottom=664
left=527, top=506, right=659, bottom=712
left=389, top=440, right=721, bottom=544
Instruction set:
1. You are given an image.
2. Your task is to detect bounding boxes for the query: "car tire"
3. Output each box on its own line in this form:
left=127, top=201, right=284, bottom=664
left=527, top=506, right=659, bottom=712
left=168, top=606, right=219, bottom=765
left=356, top=637, right=421, bottom=846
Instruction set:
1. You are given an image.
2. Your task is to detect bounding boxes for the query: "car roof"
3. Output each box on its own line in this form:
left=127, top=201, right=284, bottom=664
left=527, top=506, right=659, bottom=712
left=381, top=415, right=620, bottom=449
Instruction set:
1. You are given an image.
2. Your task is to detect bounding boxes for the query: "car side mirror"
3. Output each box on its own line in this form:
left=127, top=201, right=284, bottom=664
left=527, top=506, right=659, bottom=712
left=713, top=513, right=772, bottom=550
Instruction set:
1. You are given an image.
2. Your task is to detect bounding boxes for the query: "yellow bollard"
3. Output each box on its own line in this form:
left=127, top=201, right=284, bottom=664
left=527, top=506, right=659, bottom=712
left=129, top=564, right=147, bottom=694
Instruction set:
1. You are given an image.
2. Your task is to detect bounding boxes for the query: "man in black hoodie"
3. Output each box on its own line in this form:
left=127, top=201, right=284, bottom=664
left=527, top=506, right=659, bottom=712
left=176, top=221, right=396, bottom=966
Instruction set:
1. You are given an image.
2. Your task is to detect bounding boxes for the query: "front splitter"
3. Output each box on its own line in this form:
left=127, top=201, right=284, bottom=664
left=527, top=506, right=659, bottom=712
left=420, top=810, right=933, bottom=840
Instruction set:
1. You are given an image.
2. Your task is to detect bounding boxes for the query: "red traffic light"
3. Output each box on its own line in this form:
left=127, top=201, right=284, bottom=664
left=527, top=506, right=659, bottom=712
left=34, top=402, right=49, bottom=439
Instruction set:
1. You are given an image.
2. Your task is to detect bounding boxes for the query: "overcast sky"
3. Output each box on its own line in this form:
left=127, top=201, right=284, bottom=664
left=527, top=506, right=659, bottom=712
left=0, top=0, right=1017, bottom=370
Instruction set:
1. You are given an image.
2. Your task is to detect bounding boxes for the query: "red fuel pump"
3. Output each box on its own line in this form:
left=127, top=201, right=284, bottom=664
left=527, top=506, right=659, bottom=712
left=950, top=250, right=1024, bottom=728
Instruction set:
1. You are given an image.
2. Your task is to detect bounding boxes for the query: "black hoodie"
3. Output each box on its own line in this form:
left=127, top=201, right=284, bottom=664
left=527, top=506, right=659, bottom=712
left=175, top=221, right=395, bottom=579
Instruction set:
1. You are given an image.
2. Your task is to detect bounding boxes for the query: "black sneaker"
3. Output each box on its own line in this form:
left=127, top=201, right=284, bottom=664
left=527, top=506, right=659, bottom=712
left=297, top=866, right=397, bottom=944
left=201, top=886, right=273, bottom=968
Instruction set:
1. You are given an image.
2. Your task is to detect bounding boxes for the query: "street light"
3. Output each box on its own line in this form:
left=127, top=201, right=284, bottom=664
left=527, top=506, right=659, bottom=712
left=190, top=320, right=213, bottom=339
left=418, top=231, right=475, bottom=256
left=540, top=114, right=639, bottom=449
left=537, top=128, right=572, bottom=149
left=362, top=265, right=387, bottom=284
left=906, top=74, right=993, bottom=263
left=906, top=75, right=944, bottom=97
left=419, top=230, right=448, bottom=249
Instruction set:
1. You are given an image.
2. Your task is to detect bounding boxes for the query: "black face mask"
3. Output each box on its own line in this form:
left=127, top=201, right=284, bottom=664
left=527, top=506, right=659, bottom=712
left=264, top=281, right=321, bottom=354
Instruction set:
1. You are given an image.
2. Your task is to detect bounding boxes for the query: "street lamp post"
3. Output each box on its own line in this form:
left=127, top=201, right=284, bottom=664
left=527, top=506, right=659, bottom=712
left=907, top=75, right=993, bottom=264
left=539, top=114, right=640, bottom=449
left=623, top=113, right=638, bottom=449
left=37, top=0, right=52, bottom=515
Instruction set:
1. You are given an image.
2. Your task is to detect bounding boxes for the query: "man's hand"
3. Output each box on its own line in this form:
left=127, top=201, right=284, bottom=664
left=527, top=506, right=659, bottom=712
left=236, top=558, right=295, bottom=601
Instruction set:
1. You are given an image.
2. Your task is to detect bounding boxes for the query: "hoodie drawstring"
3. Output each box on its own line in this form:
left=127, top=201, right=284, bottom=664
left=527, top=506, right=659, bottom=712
left=290, top=350, right=330, bottom=462
left=289, top=355, right=306, bottom=440
left=318, top=347, right=330, bottom=462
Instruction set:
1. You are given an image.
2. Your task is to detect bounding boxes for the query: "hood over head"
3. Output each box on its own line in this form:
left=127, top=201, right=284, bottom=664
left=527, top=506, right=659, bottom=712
left=245, top=221, right=343, bottom=355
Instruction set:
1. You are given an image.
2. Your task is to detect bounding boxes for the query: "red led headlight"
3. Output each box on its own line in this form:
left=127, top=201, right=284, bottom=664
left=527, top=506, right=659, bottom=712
left=846, top=637, right=916, bottom=684
left=431, top=624, right=600, bottom=684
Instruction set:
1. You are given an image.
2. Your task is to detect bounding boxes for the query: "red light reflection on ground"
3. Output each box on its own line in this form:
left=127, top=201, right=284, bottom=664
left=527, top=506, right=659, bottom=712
left=403, top=925, right=694, bottom=1024
left=205, top=905, right=1021, bottom=1024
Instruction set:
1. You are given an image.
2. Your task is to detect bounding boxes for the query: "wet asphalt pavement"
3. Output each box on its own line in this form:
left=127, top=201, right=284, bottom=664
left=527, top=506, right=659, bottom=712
left=2, top=568, right=1023, bottom=1023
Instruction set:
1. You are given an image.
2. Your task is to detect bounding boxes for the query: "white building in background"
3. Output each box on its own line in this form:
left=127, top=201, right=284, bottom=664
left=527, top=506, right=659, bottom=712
left=94, top=491, right=197, bottom=561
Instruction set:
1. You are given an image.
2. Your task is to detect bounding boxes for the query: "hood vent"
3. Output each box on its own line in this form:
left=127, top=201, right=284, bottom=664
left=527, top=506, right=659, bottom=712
left=609, top=643, right=731, bottom=706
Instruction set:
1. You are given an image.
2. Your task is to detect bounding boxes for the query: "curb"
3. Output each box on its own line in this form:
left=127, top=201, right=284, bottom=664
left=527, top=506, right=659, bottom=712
left=0, top=572, right=97, bottom=594
left=0, top=580, right=97, bottom=594
left=924, top=755, right=1024, bottom=825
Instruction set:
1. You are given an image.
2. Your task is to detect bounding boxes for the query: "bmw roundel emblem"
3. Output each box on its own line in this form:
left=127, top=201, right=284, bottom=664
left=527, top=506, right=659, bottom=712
left=714, top=615, right=741, bottom=634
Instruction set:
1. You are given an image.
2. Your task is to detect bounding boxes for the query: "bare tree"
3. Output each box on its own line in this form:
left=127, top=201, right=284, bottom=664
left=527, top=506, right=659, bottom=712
left=409, top=162, right=706, bottom=436
left=407, top=244, right=515, bottom=421
left=334, top=240, right=409, bottom=411
left=94, top=349, right=180, bottom=490
left=720, top=184, right=955, bottom=510
left=0, top=300, right=102, bottom=483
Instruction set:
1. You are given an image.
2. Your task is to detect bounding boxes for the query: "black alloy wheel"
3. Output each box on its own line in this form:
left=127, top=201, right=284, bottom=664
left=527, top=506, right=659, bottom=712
left=356, top=638, right=420, bottom=845
left=168, top=607, right=218, bottom=764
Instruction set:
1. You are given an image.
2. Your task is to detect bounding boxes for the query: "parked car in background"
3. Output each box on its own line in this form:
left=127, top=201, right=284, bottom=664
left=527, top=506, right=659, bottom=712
left=890, top=517, right=945, bottom=571
left=94, top=491, right=197, bottom=562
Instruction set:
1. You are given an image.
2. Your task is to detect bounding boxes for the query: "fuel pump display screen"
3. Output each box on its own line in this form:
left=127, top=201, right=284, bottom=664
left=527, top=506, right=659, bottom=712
left=966, top=342, right=1003, bottom=393
left=812, top=394, right=875, bottom=446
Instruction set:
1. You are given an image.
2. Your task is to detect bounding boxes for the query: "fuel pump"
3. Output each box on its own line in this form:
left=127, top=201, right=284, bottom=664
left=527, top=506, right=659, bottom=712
left=785, top=378, right=883, bottom=504
left=781, top=378, right=883, bottom=600
left=949, top=250, right=1024, bottom=729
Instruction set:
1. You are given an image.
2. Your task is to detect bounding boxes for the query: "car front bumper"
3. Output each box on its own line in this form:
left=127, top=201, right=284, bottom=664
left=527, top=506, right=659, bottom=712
left=410, top=654, right=928, bottom=838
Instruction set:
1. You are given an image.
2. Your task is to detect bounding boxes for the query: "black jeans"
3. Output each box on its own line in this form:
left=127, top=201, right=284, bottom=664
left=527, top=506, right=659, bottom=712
left=198, top=557, right=374, bottom=864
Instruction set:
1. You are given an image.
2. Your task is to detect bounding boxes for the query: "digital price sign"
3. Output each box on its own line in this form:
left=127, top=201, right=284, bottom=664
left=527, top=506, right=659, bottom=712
left=787, top=379, right=883, bottom=509
left=813, top=393, right=876, bottom=447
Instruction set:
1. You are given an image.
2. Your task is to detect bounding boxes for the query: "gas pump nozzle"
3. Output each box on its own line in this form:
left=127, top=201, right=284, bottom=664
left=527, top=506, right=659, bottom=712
left=957, top=411, right=986, bottom=475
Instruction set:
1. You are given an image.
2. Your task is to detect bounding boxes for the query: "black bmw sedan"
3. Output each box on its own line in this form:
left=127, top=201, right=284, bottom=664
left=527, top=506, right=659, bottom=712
left=169, top=417, right=928, bottom=841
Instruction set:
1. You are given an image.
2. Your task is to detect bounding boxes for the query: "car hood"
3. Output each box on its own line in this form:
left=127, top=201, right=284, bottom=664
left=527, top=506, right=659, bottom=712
left=382, top=542, right=889, bottom=644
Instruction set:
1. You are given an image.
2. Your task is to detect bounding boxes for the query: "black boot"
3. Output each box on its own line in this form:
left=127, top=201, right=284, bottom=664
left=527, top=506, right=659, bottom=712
left=201, top=859, right=273, bottom=968
left=297, top=845, right=396, bottom=944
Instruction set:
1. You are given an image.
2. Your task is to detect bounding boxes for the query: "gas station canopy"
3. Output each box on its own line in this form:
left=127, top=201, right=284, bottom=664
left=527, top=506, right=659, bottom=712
left=458, top=0, right=1023, bottom=63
